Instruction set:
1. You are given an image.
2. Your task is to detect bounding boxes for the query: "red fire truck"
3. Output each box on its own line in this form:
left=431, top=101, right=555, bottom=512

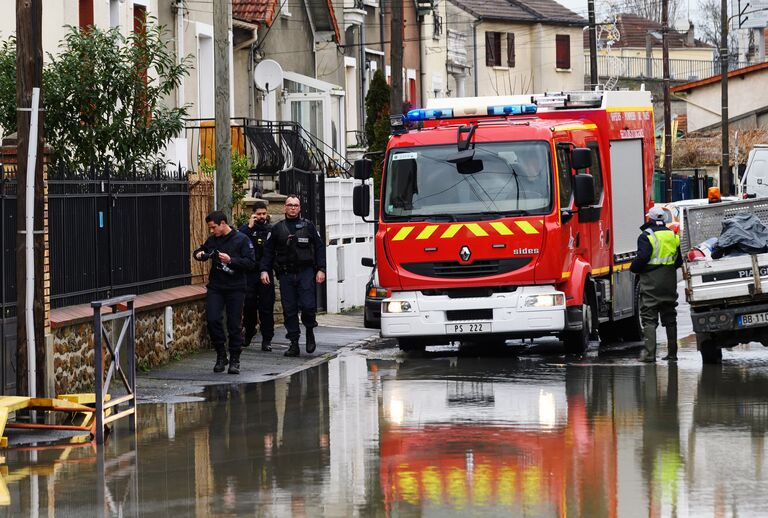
left=353, top=90, right=655, bottom=353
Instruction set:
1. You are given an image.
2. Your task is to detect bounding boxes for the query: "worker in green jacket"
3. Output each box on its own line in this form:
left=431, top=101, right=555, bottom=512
left=630, top=206, right=683, bottom=363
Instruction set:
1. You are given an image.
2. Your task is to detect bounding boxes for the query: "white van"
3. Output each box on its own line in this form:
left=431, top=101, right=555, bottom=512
left=740, top=145, right=768, bottom=197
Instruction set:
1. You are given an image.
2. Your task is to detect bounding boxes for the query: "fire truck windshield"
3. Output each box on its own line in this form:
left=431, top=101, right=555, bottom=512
left=383, top=141, right=552, bottom=220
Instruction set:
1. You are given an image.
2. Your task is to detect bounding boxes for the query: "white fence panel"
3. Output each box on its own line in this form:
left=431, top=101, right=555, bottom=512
left=324, top=177, right=375, bottom=313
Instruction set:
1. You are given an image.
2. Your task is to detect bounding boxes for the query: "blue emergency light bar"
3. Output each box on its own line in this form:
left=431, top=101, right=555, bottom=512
left=406, top=108, right=454, bottom=121
left=486, top=103, right=538, bottom=115
left=406, top=103, right=538, bottom=122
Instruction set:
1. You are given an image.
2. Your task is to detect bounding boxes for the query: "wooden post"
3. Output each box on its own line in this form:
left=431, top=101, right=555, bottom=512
left=390, top=0, right=404, bottom=115
left=213, top=0, right=232, bottom=219
left=16, top=0, right=46, bottom=397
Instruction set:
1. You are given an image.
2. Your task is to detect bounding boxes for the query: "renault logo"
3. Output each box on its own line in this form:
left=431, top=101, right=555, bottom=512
left=459, top=245, right=471, bottom=262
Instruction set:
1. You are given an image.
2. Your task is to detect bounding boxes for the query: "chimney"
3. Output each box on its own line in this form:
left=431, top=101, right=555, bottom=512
left=686, top=21, right=695, bottom=46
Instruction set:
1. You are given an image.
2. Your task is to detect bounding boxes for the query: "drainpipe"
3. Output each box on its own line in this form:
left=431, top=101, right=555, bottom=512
left=360, top=22, right=367, bottom=134
left=419, top=14, right=426, bottom=106
left=379, top=0, right=385, bottom=52
left=175, top=0, right=185, bottom=108
left=25, top=87, right=40, bottom=400
left=472, top=18, right=482, bottom=95
left=303, top=0, right=319, bottom=78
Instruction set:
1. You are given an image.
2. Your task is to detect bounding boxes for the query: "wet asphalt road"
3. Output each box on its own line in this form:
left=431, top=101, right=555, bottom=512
left=4, top=331, right=768, bottom=517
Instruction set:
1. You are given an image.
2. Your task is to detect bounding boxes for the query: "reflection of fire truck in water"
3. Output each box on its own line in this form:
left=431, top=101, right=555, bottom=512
left=352, top=90, right=655, bottom=352
left=379, top=369, right=619, bottom=515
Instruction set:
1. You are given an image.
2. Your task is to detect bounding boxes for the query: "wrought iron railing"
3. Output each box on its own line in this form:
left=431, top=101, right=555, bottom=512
left=183, top=118, right=352, bottom=180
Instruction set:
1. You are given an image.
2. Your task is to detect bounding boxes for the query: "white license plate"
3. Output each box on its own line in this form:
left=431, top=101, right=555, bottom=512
left=738, top=312, right=768, bottom=327
left=445, top=322, right=492, bottom=334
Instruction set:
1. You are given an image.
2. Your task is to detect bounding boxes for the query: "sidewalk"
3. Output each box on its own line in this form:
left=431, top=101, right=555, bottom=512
left=135, top=310, right=380, bottom=403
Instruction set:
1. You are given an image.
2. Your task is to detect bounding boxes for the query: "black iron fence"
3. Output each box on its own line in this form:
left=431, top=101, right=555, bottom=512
left=0, top=167, right=17, bottom=395
left=48, top=163, right=191, bottom=308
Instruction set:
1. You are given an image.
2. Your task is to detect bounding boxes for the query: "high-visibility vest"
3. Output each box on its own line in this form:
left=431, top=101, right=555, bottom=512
left=644, top=227, right=680, bottom=266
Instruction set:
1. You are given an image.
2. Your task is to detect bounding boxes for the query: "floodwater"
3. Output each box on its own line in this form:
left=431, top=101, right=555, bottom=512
left=3, top=342, right=768, bottom=517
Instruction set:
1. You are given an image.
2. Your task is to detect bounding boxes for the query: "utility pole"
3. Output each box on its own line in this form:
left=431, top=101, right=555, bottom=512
left=662, top=0, right=673, bottom=202
left=587, top=0, right=598, bottom=87
left=213, top=0, right=232, bottom=218
left=720, top=0, right=731, bottom=194
left=390, top=0, right=404, bottom=115
left=15, top=0, right=45, bottom=397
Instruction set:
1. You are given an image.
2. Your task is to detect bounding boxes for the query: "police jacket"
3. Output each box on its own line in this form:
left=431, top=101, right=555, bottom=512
left=260, top=217, right=326, bottom=273
left=194, top=227, right=256, bottom=290
left=630, top=221, right=683, bottom=274
left=239, top=221, right=272, bottom=288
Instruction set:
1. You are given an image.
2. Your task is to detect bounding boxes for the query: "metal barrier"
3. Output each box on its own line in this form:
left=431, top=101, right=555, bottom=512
left=92, top=295, right=137, bottom=444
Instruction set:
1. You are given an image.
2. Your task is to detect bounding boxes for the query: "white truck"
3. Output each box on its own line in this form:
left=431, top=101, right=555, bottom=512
left=739, top=144, right=768, bottom=197
left=682, top=198, right=768, bottom=362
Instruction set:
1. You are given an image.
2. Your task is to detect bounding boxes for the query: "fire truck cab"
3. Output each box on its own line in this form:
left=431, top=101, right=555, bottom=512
left=353, top=90, right=655, bottom=353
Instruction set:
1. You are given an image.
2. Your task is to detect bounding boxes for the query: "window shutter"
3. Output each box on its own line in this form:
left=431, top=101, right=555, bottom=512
left=485, top=32, right=496, bottom=66
left=556, top=34, right=571, bottom=69
left=507, top=33, right=515, bottom=67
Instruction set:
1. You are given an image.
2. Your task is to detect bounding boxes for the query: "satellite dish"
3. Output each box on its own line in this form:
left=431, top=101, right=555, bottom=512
left=254, top=59, right=284, bottom=92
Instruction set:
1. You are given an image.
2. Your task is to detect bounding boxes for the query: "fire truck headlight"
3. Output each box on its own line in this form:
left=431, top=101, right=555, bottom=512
left=383, top=301, right=413, bottom=313
left=524, top=294, right=565, bottom=308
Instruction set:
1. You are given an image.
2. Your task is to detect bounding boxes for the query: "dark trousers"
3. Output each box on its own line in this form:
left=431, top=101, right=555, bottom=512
left=278, top=268, right=317, bottom=341
left=206, top=287, right=246, bottom=354
left=243, top=278, right=276, bottom=342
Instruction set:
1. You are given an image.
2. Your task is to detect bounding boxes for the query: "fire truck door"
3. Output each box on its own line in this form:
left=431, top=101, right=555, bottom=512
left=585, top=142, right=610, bottom=273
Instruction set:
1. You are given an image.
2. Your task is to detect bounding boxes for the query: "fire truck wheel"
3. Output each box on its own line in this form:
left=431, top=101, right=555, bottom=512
left=397, top=338, right=426, bottom=354
left=697, top=333, right=722, bottom=364
left=563, top=299, right=593, bottom=354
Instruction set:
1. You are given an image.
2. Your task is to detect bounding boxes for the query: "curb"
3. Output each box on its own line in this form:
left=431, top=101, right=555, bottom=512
left=264, top=334, right=382, bottom=382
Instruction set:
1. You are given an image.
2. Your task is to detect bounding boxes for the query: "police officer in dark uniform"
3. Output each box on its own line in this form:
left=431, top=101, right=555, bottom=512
left=238, top=201, right=275, bottom=351
left=194, top=210, right=255, bottom=374
left=260, top=195, right=326, bottom=357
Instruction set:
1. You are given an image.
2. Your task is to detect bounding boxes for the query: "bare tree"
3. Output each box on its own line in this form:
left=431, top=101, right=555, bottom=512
left=695, top=0, right=738, bottom=53
left=620, top=0, right=683, bottom=23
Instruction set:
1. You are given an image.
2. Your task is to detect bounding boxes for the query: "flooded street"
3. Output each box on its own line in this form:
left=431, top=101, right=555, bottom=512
left=4, top=341, right=768, bottom=516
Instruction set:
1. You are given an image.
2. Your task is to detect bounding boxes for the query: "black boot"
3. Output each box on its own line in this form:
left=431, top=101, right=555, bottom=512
left=305, top=327, right=316, bottom=354
left=228, top=351, right=240, bottom=374
left=284, top=340, right=300, bottom=357
left=261, top=339, right=272, bottom=352
left=213, top=349, right=228, bottom=373
left=242, top=332, right=254, bottom=348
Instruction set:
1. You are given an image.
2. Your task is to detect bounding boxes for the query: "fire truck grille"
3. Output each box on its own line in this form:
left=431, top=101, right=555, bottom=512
left=401, top=257, right=532, bottom=278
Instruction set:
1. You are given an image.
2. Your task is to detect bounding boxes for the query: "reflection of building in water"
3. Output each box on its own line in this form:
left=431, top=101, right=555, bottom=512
left=326, top=354, right=381, bottom=514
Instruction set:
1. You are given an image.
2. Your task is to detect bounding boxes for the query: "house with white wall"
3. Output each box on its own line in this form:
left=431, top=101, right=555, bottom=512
left=0, top=0, right=224, bottom=171
left=671, top=62, right=768, bottom=132
left=443, top=0, right=587, bottom=97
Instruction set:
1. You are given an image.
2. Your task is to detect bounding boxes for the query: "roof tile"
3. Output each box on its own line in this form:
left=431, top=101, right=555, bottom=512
left=449, top=0, right=586, bottom=26
left=232, top=0, right=278, bottom=26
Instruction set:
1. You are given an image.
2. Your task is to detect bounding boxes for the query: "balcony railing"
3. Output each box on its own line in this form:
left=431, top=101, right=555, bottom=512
left=588, top=55, right=751, bottom=82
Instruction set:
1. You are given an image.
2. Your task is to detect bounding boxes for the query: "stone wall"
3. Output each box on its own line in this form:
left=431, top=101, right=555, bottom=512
left=52, top=298, right=208, bottom=395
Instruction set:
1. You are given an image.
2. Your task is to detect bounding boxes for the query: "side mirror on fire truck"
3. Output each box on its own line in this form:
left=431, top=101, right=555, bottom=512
left=571, top=148, right=592, bottom=170
left=353, top=184, right=371, bottom=218
left=354, top=158, right=373, bottom=180
left=573, top=173, right=596, bottom=208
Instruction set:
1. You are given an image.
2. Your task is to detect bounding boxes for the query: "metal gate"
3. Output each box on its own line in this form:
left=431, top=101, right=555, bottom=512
left=279, top=167, right=327, bottom=312
left=0, top=168, right=18, bottom=395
